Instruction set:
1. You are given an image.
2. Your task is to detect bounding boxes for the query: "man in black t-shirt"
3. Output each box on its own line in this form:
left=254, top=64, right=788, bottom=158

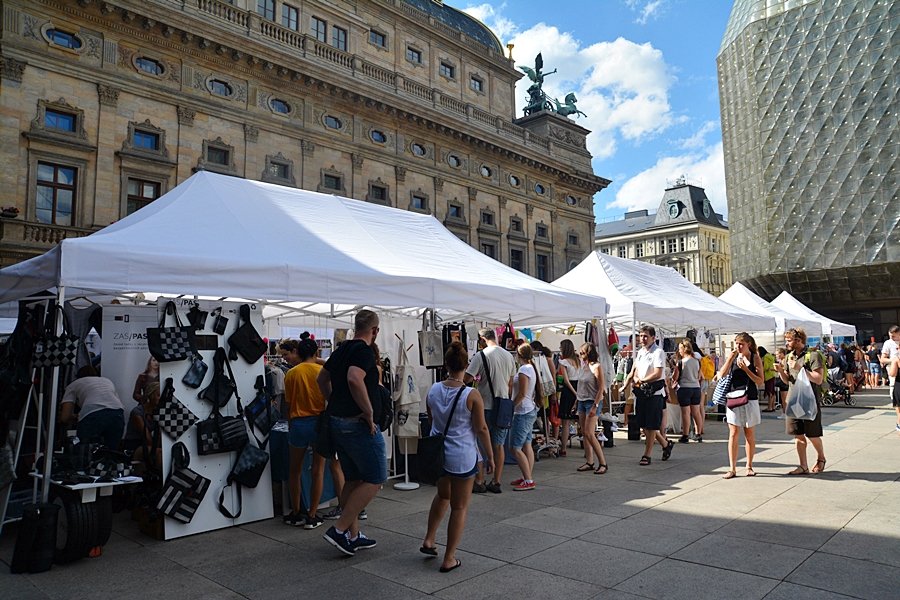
left=317, top=309, right=386, bottom=555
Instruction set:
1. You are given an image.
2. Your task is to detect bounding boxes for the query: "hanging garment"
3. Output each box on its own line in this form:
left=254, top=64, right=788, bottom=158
left=394, top=344, right=422, bottom=438
left=64, top=301, right=101, bottom=374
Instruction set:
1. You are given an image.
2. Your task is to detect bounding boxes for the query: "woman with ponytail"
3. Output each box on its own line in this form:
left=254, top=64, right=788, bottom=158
left=509, top=344, right=539, bottom=491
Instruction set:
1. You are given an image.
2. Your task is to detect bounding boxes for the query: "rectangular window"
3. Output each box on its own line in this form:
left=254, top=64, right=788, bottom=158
left=710, top=238, right=718, bottom=252
left=470, top=76, right=483, bottom=92
left=448, top=204, right=462, bottom=219
left=126, top=178, right=161, bottom=215
left=618, top=245, right=627, bottom=258
left=679, top=237, right=686, bottom=252
left=568, top=234, right=578, bottom=246
left=480, top=211, right=494, bottom=226
left=439, top=61, right=455, bottom=79
left=269, top=162, right=290, bottom=180
left=411, top=194, right=427, bottom=210
left=406, top=47, right=422, bottom=64
left=370, top=185, right=387, bottom=202
left=331, top=26, right=347, bottom=51
left=511, top=219, right=522, bottom=232
left=133, top=129, right=160, bottom=151
left=311, top=17, right=327, bottom=42
left=667, top=238, right=677, bottom=253
left=281, top=4, right=298, bottom=30
left=536, top=254, right=550, bottom=281
left=510, top=248, right=524, bottom=272
left=44, top=109, right=76, bottom=133
left=536, top=224, right=548, bottom=238
left=206, top=146, right=230, bottom=166
left=480, top=242, right=496, bottom=259
left=369, top=30, right=386, bottom=48
left=35, top=162, right=76, bottom=225
left=323, top=174, right=342, bottom=190
left=636, top=242, right=644, bottom=258
left=256, top=0, right=274, bottom=21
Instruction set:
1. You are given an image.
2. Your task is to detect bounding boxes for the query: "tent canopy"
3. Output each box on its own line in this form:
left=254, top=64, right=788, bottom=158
left=0, top=172, right=605, bottom=324
left=719, top=282, right=823, bottom=337
left=771, top=292, right=856, bottom=338
left=553, top=252, right=775, bottom=333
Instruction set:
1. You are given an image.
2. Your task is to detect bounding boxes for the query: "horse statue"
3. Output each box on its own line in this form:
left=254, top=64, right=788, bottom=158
left=520, top=53, right=556, bottom=115
left=553, top=92, right=587, bottom=118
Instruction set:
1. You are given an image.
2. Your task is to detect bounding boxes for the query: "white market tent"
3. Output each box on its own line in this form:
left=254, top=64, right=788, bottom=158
left=0, top=171, right=606, bottom=324
left=552, top=251, right=775, bottom=333
left=771, top=291, right=857, bottom=338
left=720, top=282, right=823, bottom=337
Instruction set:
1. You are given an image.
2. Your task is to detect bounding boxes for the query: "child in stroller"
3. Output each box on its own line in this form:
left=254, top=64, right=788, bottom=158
left=824, top=367, right=855, bottom=406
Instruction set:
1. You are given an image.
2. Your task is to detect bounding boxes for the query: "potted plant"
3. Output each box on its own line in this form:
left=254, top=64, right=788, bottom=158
left=0, top=206, right=19, bottom=218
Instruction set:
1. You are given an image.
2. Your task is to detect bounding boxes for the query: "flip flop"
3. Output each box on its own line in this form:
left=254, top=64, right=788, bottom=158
left=811, top=459, right=827, bottom=474
left=594, top=464, right=608, bottom=475
left=746, top=468, right=756, bottom=477
left=419, top=545, right=438, bottom=557
left=576, top=463, right=595, bottom=472
left=722, top=471, right=737, bottom=480
left=439, top=559, right=461, bottom=573
left=787, top=466, right=809, bottom=475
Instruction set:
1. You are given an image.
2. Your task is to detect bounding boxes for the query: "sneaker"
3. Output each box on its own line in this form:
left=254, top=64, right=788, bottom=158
left=485, top=480, right=502, bottom=494
left=472, top=482, right=487, bottom=494
left=350, top=531, right=377, bottom=550
left=895, top=423, right=900, bottom=432
left=679, top=435, right=689, bottom=444
left=358, top=510, right=368, bottom=521
left=695, top=435, right=703, bottom=443
left=323, top=526, right=355, bottom=556
left=283, top=512, right=304, bottom=527
left=513, top=480, right=536, bottom=491
left=322, top=506, right=343, bottom=520
left=303, top=514, right=324, bottom=530
left=510, top=478, right=524, bottom=486
left=610, top=423, right=619, bottom=432
left=598, top=432, right=608, bottom=443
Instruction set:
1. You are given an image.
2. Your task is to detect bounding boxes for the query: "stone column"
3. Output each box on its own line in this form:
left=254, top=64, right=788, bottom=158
left=94, top=83, right=120, bottom=225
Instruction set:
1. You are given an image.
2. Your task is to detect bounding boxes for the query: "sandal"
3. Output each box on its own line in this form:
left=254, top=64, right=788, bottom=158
left=594, top=464, right=608, bottom=475
left=722, top=471, right=737, bottom=480
left=661, top=440, right=674, bottom=461
left=787, top=466, right=809, bottom=475
left=558, top=450, right=567, bottom=457
left=811, top=459, right=827, bottom=474
left=746, top=468, right=756, bottom=477
left=639, top=455, right=651, bottom=466
left=576, top=462, right=595, bottom=472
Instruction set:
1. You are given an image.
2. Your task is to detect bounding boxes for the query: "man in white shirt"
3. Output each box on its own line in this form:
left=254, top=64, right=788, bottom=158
left=465, top=328, right=515, bottom=493
left=59, top=366, right=126, bottom=449
left=624, top=325, right=674, bottom=465
left=879, top=325, right=899, bottom=432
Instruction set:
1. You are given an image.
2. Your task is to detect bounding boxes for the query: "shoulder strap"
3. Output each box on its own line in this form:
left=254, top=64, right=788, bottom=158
left=441, top=386, right=466, bottom=437
left=217, top=482, right=242, bottom=519
left=479, top=350, right=496, bottom=399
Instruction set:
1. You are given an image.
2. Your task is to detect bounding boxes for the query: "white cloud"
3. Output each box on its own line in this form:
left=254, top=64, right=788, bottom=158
left=625, top=0, right=667, bottom=25
left=677, top=120, right=717, bottom=149
left=607, top=142, right=727, bottom=215
left=460, top=3, right=517, bottom=41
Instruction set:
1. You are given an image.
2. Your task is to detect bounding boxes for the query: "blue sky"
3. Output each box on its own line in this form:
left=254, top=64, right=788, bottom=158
left=447, top=0, right=735, bottom=222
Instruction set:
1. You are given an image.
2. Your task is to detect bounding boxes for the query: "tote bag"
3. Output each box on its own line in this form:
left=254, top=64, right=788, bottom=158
left=394, top=344, right=422, bottom=438
left=147, top=301, right=196, bottom=363
left=157, top=442, right=210, bottom=524
left=32, top=307, right=80, bottom=369
left=418, top=308, right=443, bottom=368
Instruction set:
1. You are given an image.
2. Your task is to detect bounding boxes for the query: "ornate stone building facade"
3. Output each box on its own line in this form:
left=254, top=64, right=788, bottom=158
left=0, top=0, right=609, bottom=281
left=594, top=182, right=732, bottom=296
left=718, top=0, right=898, bottom=334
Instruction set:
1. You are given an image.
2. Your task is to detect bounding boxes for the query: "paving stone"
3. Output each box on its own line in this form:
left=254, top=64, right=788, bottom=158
left=434, top=563, right=602, bottom=600
left=787, top=551, right=900, bottom=600
left=517, top=538, right=662, bottom=587
left=500, top=506, right=617, bottom=537
left=615, top=558, right=778, bottom=600
left=354, top=548, right=505, bottom=594
left=672, top=532, right=812, bottom=579
left=457, top=522, right=568, bottom=562
left=761, top=581, right=856, bottom=600
left=582, top=518, right=706, bottom=556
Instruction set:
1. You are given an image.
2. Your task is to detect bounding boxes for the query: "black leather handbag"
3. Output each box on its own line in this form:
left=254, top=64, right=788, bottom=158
left=244, top=375, right=280, bottom=446
left=146, top=301, right=196, bottom=363
left=197, top=366, right=249, bottom=455
left=181, top=353, right=209, bottom=389
left=186, top=304, right=208, bottom=331
left=31, top=307, right=81, bottom=369
left=198, top=348, right=237, bottom=408
left=216, top=442, right=269, bottom=519
left=227, top=304, right=266, bottom=364
left=157, top=442, right=210, bottom=524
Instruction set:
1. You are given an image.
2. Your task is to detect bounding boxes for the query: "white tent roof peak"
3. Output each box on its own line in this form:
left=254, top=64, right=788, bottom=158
left=771, top=291, right=856, bottom=337
left=553, top=251, right=775, bottom=333
left=0, top=171, right=605, bottom=324
left=719, top=282, right=823, bottom=336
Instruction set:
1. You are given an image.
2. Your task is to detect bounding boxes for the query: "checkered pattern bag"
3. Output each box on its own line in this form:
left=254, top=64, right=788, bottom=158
left=32, top=307, right=80, bottom=369
left=155, top=377, right=199, bottom=440
left=146, top=301, right=196, bottom=363
left=157, top=442, right=210, bottom=524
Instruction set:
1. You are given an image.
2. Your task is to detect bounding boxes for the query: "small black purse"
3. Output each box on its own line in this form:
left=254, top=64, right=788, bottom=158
left=211, top=307, right=228, bottom=335
left=181, top=353, right=209, bottom=389
left=244, top=375, right=280, bottom=446
left=227, top=304, right=267, bottom=364
left=186, top=304, right=208, bottom=331
left=198, top=348, right=236, bottom=408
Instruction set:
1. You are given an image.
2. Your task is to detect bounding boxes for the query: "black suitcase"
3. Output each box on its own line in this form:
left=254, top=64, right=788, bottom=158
left=10, top=502, right=59, bottom=573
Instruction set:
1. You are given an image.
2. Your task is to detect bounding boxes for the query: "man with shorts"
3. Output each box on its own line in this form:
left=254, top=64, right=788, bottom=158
left=624, top=325, right=673, bottom=465
left=465, top=328, right=515, bottom=493
left=776, top=328, right=826, bottom=474
left=317, top=309, right=385, bottom=555
left=879, top=325, right=900, bottom=432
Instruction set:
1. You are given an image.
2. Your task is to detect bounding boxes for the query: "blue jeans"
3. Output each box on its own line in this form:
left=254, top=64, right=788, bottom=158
left=288, top=416, right=318, bottom=448
left=510, top=409, right=538, bottom=448
left=329, top=416, right=387, bottom=484
left=77, top=408, right=124, bottom=449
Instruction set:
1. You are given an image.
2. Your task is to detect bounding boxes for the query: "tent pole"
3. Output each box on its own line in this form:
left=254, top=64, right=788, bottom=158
left=41, top=286, right=66, bottom=502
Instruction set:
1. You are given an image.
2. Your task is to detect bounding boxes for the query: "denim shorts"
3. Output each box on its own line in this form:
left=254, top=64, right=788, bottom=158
left=289, top=416, right=318, bottom=449
left=576, top=400, right=596, bottom=414
left=444, top=464, right=478, bottom=479
left=869, top=362, right=881, bottom=375
left=484, top=408, right=509, bottom=446
left=329, top=416, right=387, bottom=484
left=510, top=409, right=538, bottom=448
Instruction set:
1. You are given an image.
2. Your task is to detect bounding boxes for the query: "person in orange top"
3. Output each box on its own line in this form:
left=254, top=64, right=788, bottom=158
left=282, top=337, right=344, bottom=529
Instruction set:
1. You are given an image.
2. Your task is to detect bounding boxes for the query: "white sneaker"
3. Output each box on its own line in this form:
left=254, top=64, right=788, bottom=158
left=599, top=412, right=614, bottom=422
left=610, top=423, right=619, bottom=432
left=598, top=433, right=608, bottom=443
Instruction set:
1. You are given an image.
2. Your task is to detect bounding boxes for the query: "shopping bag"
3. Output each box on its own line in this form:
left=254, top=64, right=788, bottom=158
left=31, top=307, right=80, bottom=368
left=157, top=442, right=210, bottom=523
left=147, top=301, right=196, bottom=363
left=711, top=371, right=733, bottom=406
left=418, top=309, right=443, bottom=368
left=786, top=368, right=818, bottom=421
left=394, top=343, right=421, bottom=437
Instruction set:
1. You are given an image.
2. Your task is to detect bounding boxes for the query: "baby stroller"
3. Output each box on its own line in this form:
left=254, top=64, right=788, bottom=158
left=824, top=367, right=855, bottom=406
